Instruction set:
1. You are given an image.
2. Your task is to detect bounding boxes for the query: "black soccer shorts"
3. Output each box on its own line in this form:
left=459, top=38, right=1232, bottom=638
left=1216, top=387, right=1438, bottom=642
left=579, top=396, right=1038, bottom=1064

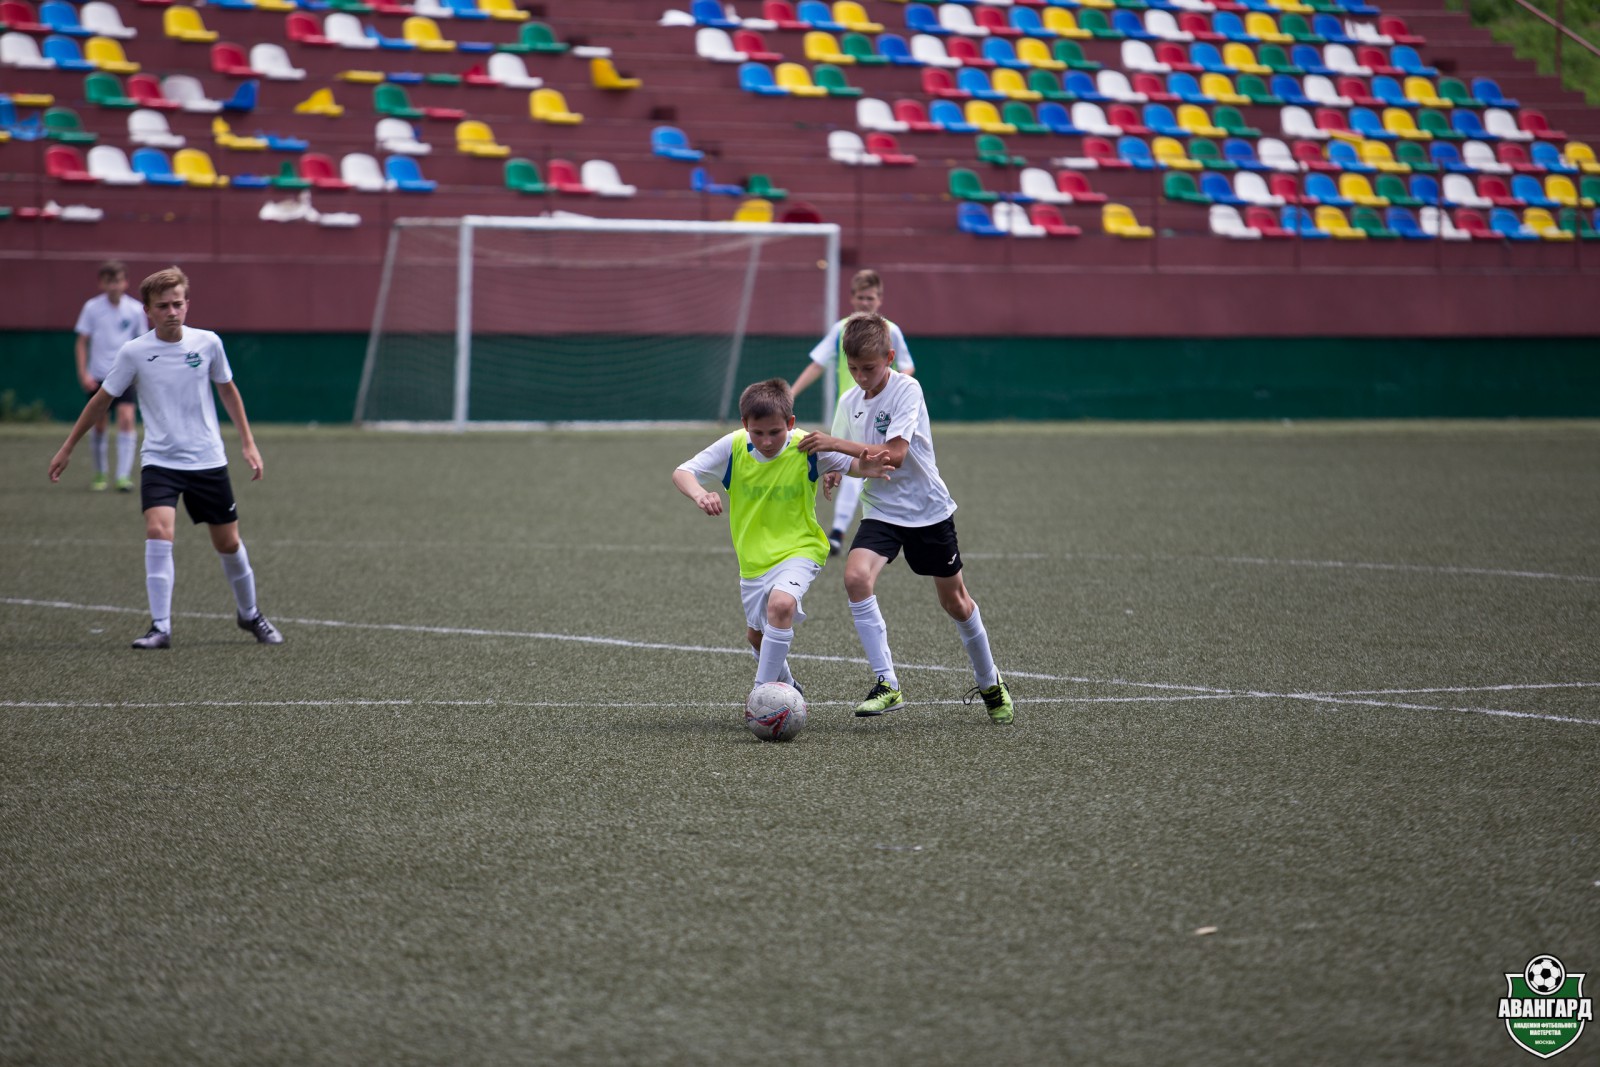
left=851, top=517, right=964, bottom=578
left=139, top=465, right=239, bottom=525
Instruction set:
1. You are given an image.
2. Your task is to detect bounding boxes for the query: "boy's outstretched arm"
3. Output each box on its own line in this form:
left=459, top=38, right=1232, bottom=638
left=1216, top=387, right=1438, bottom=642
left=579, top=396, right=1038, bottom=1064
left=673, top=468, right=724, bottom=517
left=791, top=362, right=824, bottom=397
left=48, top=389, right=115, bottom=482
left=800, top=431, right=908, bottom=470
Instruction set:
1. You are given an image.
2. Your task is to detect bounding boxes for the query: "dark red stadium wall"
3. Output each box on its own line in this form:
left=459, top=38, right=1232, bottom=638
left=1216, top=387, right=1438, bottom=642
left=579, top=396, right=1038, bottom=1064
left=7, top=330, right=1599, bottom=422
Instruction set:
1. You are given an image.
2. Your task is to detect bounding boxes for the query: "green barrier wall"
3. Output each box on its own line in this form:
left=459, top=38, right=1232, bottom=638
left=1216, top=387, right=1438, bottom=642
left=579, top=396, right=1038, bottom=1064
left=5, top=332, right=1598, bottom=423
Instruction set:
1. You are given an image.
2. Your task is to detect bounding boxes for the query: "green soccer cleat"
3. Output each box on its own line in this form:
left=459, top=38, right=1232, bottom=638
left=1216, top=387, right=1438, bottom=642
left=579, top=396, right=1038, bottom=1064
left=968, top=675, right=1015, bottom=725
left=854, top=677, right=905, bottom=717
left=91, top=473, right=108, bottom=492
left=115, top=477, right=135, bottom=493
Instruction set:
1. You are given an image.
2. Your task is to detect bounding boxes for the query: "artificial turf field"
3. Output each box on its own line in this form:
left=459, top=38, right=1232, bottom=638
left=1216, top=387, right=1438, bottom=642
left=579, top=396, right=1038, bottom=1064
left=2, top=420, right=1598, bottom=1067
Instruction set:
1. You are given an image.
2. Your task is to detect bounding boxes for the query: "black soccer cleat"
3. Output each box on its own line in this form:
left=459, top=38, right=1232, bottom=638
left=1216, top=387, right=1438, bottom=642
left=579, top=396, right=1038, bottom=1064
left=827, top=530, right=844, bottom=557
left=238, top=612, right=285, bottom=645
left=131, top=624, right=171, bottom=650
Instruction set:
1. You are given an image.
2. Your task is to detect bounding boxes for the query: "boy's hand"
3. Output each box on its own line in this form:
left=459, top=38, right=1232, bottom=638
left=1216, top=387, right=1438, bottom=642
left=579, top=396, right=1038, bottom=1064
left=795, top=431, right=832, bottom=455
left=821, top=471, right=842, bottom=500
left=243, top=444, right=264, bottom=481
left=857, top=448, right=895, bottom=481
left=48, top=447, right=71, bottom=483
left=694, top=490, right=724, bottom=517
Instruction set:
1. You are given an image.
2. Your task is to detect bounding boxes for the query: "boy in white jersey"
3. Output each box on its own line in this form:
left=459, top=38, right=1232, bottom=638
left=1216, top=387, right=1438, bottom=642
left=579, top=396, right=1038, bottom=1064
left=798, top=313, right=1014, bottom=724
left=791, top=270, right=915, bottom=557
left=73, top=261, right=148, bottom=492
left=674, top=378, right=891, bottom=697
left=49, top=266, right=284, bottom=650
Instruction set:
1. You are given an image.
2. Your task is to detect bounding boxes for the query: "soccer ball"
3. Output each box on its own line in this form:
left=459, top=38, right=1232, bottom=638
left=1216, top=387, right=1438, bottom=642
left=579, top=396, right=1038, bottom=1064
left=1526, top=956, right=1566, bottom=995
left=745, top=682, right=807, bottom=742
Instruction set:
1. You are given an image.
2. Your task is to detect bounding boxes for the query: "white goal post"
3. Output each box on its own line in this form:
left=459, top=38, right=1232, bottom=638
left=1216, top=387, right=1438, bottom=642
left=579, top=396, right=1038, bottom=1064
left=355, top=215, right=842, bottom=430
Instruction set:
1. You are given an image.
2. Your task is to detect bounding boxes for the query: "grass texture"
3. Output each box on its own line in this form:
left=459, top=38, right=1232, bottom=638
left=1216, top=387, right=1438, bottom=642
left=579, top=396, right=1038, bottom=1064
left=3, top=421, right=1599, bottom=1066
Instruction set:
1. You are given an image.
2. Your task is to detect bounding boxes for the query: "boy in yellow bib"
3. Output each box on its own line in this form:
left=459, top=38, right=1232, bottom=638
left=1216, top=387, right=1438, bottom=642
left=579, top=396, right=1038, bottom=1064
left=674, top=379, right=892, bottom=695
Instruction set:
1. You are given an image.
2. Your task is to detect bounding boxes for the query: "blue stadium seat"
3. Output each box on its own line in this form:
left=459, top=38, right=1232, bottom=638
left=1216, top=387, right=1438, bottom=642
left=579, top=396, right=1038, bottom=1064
left=42, top=35, right=96, bottom=70
left=1201, top=171, right=1245, bottom=204
left=958, top=68, right=1006, bottom=100
left=1037, top=102, right=1083, bottom=135
left=1291, top=45, right=1332, bottom=75
left=929, top=99, right=978, bottom=132
left=1391, top=46, right=1436, bottom=77
left=651, top=126, right=703, bottom=161
left=1271, top=75, right=1312, bottom=106
left=1410, top=174, right=1441, bottom=204
left=385, top=154, right=437, bottom=191
left=1349, top=108, right=1394, bottom=141
left=692, top=0, right=739, bottom=28
left=1512, top=173, right=1558, bottom=207
left=1472, top=77, right=1519, bottom=108
left=1490, top=206, right=1537, bottom=239
left=1117, top=135, right=1157, bottom=169
left=1224, top=138, right=1268, bottom=169
left=739, top=63, right=788, bottom=95
left=1531, top=141, right=1577, bottom=174
left=1304, top=172, right=1350, bottom=205
left=40, top=1, right=89, bottom=35
left=957, top=201, right=1005, bottom=236
left=877, top=34, right=918, bottom=66
left=1281, top=203, right=1332, bottom=236
left=1144, top=104, right=1183, bottom=136
left=130, top=147, right=190, bottom=186
left=905, top=4, right=947, bottom=36
left=1385, top=206, right=1432, bottom=239
left=1371, top=76, right=1409, bottom=108
left=1065, top=71, right=1106, bottom=101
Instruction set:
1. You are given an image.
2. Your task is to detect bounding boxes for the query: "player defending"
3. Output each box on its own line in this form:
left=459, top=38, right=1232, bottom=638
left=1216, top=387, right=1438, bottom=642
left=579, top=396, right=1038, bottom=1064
left=674, top=379, right=891, bottom=696
left=73, top=260, right=148, bottom=492
left=49, top=266, right=284, bottom=650
left=798, top=314, right=1014, bottom=725
left=791, top=270, right=915, bottom=557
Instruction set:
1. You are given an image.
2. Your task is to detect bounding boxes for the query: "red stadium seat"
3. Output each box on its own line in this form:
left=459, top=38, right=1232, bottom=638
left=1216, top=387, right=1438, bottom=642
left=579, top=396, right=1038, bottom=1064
left=1056, top=170, right=1107, bottom=203
left=864, top=132, right=917, bottom=165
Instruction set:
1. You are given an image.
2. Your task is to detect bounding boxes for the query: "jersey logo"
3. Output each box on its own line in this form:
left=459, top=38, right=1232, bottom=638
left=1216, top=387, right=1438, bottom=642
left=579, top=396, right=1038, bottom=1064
left=873, top=411, right=892, bottom=437
left=146, top=352, right=160, bottom=361
left=853, top=411, right=864, bottom=419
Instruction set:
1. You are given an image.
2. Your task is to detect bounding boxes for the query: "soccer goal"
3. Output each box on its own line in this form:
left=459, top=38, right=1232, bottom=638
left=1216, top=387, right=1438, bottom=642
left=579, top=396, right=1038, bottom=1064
left=356, top=215, right=842, bottom=430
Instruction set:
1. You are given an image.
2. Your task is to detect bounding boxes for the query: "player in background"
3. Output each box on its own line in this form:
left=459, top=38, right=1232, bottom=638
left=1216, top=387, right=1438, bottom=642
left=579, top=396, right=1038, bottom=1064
left=791, top=270, right=915, bottom=557
left=73, top=261, right=147, bottom=492
left=674, top=378, right=891, bottom=697
left=49, top=266, right=285, bottom=650
left=798, top=313, right=1014, bottom=725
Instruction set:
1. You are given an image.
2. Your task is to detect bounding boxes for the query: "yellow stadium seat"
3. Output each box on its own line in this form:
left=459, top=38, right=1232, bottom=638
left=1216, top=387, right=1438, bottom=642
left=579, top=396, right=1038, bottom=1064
left=1524, top=207, right=1575, bottom=241
left=1152, top=137, right=1201, bottom=170
left=1338, top=173, right=1388, bottom=206
left=294, top=87, right=344, bottom=116
left=212, top=117, right=267, bottom=150
left=337, top=70, right=384, bottom=84
left=1222, top=43, right=1270, bottom=75
left=174, top=147, right=228, bottom=187
left=86, top=35, right=139, bottom=73
left=403, top=17, right=456, bottom=51
left=10, top=92, right=54, bottom=108
left=1360, top=141, right=1409, bottom=172
left=1178, top=104, right=1225, bottom=137
left=964, top=100, right=1016, bottom=134
left=1382, top=108, right=1431, bottom=141
left=1314, top=205, right=1366, bottom=238
left=1244, top=12, right=1291, bottom=42
left=455, top=119, right=509, bottom=157
left=1103, top=203, right=1154, bottom=238
left=1563, top=141, right=1600, bottom=174
left=804, top=31, right=850, bottom=63
left=163, top=6, right=217, bottom=42
left=992, top=68, right=1042, bottom=101
left=478, top=0, right=528, bottom=20
left=1042, top=9, right=1091, bottom=37
left=1545, top=174, right=1589, bottom=207
left=1016, top=37, right=1066, bottom=70
left=530, top=87, right=583, bottom=124
left=833, top=2, right=882, bottom=32
left=775, top=63, right=828, bottom=98
left=733, top=198, right=775, bottom=223
left=1199, top=74, right=1248, bottom=106
left=591, top=57, right=641, bottom=90
left=1404, top=76, right=1448, bottom=108
left=1270, top=0, right=1312, bottom=13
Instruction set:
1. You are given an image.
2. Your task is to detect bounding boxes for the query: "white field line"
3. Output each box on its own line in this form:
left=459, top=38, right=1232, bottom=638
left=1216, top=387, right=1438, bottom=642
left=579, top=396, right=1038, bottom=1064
left=5, top=540, right=1597, bottom=582
left=3, top=596, right=1597, bottom=726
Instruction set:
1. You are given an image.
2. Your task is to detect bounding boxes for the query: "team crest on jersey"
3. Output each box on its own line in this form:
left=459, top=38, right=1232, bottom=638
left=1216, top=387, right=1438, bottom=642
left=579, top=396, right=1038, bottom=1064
left=185, top=351, right=201, bottom=369
left=873, top=410, right=891, bottom=437
left=1501, top=956, right=1591, bottom=1058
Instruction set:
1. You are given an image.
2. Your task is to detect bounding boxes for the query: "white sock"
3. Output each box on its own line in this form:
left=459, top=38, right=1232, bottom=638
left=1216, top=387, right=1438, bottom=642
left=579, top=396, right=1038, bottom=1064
left=218, top=542, right=258, bottom=619
left=956, top=601, right=1000, bottom=690
left=90, top=427, right=108, bottom=474
left=116, top=430, right=137, bottom=480
left=849, top=596, right=899, bottom=690
left=145, top=539, right=173, bottom=632
left=755, top=624, right=793, bottom=685
left=832, top=474, right=863, bottom=534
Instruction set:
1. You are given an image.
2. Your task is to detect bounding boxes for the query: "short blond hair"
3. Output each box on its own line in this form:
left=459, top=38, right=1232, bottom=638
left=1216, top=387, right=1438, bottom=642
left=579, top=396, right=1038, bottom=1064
left=850, top=269, right=881, bottom=296
left=140, top=266, right=189, bottom=307
left=739, top=378, right=794, bottom=422
left=840, top=312, right=891, bottom=361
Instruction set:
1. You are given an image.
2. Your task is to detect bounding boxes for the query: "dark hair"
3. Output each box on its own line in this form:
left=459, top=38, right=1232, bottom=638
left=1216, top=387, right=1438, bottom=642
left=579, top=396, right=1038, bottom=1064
left=98, top=260, right=127, bottom=281
left=739, top=378, right=794, bottom=422
left=841, top=312, right=891, bottom=361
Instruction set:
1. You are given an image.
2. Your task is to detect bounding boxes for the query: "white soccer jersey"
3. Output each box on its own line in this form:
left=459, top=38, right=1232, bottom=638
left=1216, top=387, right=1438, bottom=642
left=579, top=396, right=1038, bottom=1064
left=74, top=294, right=148, bottom=381
left=832, top=372, right=955, bottom=528
left=807, top=318, right=915, bottom=375
left=677, top=428, right=853, bottom=484
left=102, top=327, right=233, bottom=470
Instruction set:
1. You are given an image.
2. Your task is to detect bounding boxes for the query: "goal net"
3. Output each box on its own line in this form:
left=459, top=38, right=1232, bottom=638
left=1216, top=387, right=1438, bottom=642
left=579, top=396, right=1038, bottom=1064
left=356, top=215, right=842, bottom=429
